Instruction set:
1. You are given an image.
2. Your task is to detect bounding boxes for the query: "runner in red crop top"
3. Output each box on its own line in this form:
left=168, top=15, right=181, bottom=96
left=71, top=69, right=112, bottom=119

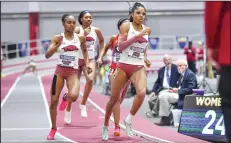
left=109, top=34, right=121, bottom=74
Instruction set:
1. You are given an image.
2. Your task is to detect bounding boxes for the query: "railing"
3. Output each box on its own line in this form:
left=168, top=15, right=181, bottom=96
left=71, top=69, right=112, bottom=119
left=1, top=33, right=203, bottom=60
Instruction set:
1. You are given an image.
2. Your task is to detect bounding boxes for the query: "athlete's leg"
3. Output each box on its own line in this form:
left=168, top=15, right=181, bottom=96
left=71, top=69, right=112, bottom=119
left=22, top=66, right=30, bottom=74
left=64, top=73, right=80, bottom=124
left=65, top=67, right=82, bottom=112
left=101, top=68, right=128, bottom=141
left=81, top=61, right=96, bottom=105
left=112, top=80, right=130, bottom=136
left=80, top=60, right=96, bottom=117
left=129, top=68, right=146, bottom=116
left=120, top=81, right=131, bottom=104
left=109, top=72, right=121, bottom=136
left=124, top=68, right=147, bottom=137
left=47, top=74, right=65, bottom=140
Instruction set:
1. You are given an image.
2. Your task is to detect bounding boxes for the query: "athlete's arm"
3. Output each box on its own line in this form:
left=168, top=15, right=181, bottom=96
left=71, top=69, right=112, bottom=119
left=144, top=25, right=152, bottom=36
left=95, top=27, right=105, bottom=60
left=144, top=47, right=151, bottom=68
left=45, top=35, right=62, bottom=59
left=74, top=26, right=80, bottom=34
left=144, top=26, right=152, bottom=67
left=79, top=35, right=89, bottom=66
left=144, top=46, right=148, bottom=60
left=118, top=23, right=150, bottom=52
left=117, top=22, right=133, bottom=52
left=99, top=35, right=116, bottom=59
left=144, top=25, right=152, bottom=60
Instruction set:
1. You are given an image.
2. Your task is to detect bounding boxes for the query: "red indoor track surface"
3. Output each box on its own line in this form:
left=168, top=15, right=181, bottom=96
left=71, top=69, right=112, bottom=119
left=42, top=75, right=208, bottom=143
left=42, top=75, right=148, bottom=143
left=1, top=73, right=21, bottom=101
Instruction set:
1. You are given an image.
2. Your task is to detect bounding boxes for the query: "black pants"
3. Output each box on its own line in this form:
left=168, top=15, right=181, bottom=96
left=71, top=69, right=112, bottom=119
left=219, top=66, right=231, bottom=142
left=188, top=61, right=196, bottom=74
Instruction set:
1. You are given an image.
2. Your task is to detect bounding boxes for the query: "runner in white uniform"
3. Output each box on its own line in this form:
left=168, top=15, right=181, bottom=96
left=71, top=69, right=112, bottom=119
left=22, top=59, right=37, bottom=75
left=101, top=2, right=151, bottom=141
left=45, top=14, right=91, bottom=140
left=59, top=10, right=104, bottom=124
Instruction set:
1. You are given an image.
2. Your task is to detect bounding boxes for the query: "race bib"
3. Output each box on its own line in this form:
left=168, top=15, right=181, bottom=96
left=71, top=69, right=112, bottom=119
left=58, top=55, right=76, bottom=67
left=128, top=46, right=144, bottom=59
left=113, top=52, right=121, bottom=62
left=87, top=46, right=95, bottom=59
left=86, top=36, right=95, bottom=47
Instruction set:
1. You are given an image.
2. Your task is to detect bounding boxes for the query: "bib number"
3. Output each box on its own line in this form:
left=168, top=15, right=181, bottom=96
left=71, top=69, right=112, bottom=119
left=128, top=46, right=144, bottom=59
left=113, top=52, right=121, bottom=62
left=86, top=41, right=95, bottom=47
left=59, top=55, right=75, bottom=67
left=86, top=40, right=95, bottom=58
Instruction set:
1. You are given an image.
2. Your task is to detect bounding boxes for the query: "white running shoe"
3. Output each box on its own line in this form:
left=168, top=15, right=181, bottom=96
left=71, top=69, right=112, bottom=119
left=64, top=110, right=71, bottom=124
left=79, top=104, right=87, bottom=117
left=124, top=119, right=133, bottom=137
left=101, top=125, right=109, bottom=141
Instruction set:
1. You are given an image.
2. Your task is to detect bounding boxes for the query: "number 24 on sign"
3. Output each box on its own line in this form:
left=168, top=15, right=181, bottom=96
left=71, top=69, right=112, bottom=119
left=202, top=110, right=225, bottom=135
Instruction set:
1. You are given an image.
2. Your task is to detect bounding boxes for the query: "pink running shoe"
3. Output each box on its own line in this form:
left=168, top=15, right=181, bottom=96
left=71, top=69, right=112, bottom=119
left=47, top=128, right=57, bottom=140
left=59, top=93, right=68, bottom=111
left=114, top=125, right=120, bottom=136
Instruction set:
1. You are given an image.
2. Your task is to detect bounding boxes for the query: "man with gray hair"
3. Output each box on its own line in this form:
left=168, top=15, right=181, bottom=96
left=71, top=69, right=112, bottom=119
left=155, top=59, right=197, bottom=126
left=146, top=54, right=180, bottom=118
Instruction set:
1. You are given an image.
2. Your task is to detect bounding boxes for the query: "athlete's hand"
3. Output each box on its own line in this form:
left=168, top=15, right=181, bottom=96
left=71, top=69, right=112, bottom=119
left=84, top=27, right=91, bottom=36
left=86, top=65, right=92, bottom=75
left=144, top=59, right=151, bottom=68
left=96, top=58, right=103, bottom=67
left=56, top=35, right=63, bottom=47
left=136, top=27, right=151, bottom=38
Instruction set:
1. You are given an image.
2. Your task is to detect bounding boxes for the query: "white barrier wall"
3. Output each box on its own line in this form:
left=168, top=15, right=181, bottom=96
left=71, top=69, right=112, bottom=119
left=1, top=2, right=204, bottom=43
left=1, top=2, right=204, bottom=13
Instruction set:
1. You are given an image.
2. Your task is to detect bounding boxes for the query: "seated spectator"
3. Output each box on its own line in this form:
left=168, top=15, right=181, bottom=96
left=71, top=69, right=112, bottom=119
left=155, top=59, right=197, bottom=126
left=146, top=55, right=180, bottom=118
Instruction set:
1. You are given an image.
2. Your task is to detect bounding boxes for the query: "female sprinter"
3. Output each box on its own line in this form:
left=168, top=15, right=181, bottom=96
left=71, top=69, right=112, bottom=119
left=101, top=2, right=151, bottom=141
left=98, top=17, right=151, bottom=137
left=59, top=10, right=104, bottom=124
left=45, top=14, right=91, bottom=140
left=98, top=17, right=130, bottom=136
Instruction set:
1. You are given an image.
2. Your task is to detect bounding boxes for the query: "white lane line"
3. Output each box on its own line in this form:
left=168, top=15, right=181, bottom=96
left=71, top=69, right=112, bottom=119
left=1, top=77, right=21, bottom=108
left=38, top=76, right=77, bottom=143
left=82, top=92, right=174, bottom=143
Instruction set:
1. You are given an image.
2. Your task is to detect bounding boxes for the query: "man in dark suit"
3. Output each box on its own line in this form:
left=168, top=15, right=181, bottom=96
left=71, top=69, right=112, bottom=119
left=155, top=59, right=197, bottom=126
left=146, top=55, right=180, bottom=118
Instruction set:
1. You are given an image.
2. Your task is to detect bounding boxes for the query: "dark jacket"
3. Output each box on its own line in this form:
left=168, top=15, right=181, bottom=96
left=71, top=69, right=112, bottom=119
left=152, top=64, right=180, bottom=94
left=177, top=68, right=198, bottom=109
